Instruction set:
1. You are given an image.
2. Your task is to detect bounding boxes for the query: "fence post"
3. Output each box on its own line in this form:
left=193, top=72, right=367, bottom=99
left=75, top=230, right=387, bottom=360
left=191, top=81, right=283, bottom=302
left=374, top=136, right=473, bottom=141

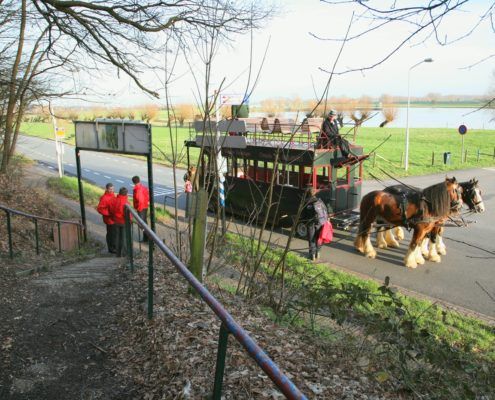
left=125, top=208, right=134, bottom=272
left=6, top=211, right=13, bottom=259
left=57, top=222, right=62, bottom=252
left=77, top=223, right=82, bottom=250
left=34, top=218, right=40, bottom=255
left=147, top=238, right=154, bottom=320
left=477, top=149, right=480, bottom=162
left=431, top=151, right=435, bottom=166
left=212, top=323, right=230, bottom=400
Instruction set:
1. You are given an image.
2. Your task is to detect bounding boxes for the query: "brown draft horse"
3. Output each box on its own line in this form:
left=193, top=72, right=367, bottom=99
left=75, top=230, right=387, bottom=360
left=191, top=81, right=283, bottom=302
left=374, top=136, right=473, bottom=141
left=354, top=177, right=462, bottom=268
left=376, top=178, right=485, bottom=262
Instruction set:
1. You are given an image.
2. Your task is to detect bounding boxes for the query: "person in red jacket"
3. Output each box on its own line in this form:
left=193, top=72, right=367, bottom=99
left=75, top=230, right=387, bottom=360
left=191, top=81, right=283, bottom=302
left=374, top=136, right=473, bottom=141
left=97, top=183, right=116, bottom=253
left=110, top=187, right=131, bottom=257
left=132, top=175, right=150, bottom=242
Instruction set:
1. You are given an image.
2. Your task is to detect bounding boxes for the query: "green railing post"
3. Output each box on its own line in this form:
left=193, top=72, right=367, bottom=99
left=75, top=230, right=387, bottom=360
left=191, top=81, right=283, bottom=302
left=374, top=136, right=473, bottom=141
left=34, top=218, right=40, bottom=255
left=75, top=148, right=87, bottom=242
left=77, top=224, right=81, bottom=250
left=212, top=323, right=230, bottom=400
left=125, top=208, right=134, bottom=272
left=57, top=222, right=62, bottom=252
left=147, top=239, right=154, bottom=320
left=6, top=211, right=13, bottom=259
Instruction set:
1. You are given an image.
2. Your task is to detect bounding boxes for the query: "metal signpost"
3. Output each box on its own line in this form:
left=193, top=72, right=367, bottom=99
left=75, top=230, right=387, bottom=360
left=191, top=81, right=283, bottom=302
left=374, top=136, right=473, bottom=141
left=73, top=119, right=156, bottom=243
left=459, top=124, right=468, bottom=163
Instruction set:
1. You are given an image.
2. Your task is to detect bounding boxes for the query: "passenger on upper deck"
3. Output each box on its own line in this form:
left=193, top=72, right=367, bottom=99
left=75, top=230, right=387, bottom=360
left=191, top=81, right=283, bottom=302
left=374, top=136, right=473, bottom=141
left=318, top=110, right=356, bottom=161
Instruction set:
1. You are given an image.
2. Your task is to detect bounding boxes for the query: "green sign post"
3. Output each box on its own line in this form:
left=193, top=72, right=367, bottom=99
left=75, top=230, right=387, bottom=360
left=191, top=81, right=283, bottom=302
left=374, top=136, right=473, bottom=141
left=73, top=119, right=156, bottom=244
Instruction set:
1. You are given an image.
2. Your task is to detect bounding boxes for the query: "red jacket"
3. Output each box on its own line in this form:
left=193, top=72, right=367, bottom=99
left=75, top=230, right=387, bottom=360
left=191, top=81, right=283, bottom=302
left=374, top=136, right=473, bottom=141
left=133, top=182, right=149, bottom=212
left=97, top=191, right=116, bottom=225
left=111, top=194, right=131, bottom=225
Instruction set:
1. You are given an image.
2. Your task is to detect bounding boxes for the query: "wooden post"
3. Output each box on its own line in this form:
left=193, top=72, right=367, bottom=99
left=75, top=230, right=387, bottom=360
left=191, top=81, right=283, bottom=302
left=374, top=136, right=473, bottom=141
left=431, top=151, right=435, bottom=166
left=477, top=149, right=480, bottom=162
left=190, top=188, right=208, bottom=285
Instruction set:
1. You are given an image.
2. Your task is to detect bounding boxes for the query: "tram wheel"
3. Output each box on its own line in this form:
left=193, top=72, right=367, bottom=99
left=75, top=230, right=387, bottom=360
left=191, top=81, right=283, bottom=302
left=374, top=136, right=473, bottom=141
left=296, top=222, right=307, bottom=238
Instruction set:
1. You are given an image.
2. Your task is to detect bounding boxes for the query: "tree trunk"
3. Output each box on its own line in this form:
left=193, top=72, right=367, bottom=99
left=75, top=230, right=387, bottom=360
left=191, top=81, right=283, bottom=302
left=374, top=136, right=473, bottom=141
left=1, top=0, right=26, bottom=173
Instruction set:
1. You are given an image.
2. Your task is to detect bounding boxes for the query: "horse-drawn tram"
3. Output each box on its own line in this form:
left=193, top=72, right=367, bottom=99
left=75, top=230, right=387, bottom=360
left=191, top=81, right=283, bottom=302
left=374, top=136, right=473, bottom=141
left=185, top=118, right=367, bottom=234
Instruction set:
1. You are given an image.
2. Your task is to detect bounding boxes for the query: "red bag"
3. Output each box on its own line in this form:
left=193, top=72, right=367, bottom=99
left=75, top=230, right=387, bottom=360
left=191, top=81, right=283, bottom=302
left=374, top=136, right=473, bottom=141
left=318, top=221, right=333, bottom=246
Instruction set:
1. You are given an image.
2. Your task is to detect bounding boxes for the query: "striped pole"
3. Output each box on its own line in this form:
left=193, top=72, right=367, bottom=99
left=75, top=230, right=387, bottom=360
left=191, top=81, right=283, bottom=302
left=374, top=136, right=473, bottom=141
left=219, top=173, right=225, bottom=207
left=219, top=173, right=226, bottom=234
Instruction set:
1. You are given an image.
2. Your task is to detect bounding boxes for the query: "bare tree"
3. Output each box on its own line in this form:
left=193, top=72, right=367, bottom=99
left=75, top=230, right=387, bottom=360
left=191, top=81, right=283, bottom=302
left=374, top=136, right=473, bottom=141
left=0, top=0, right=270, bottom=173
left=379, top=94, right=398, bottom=127
left=318, top=1, right=495, bottom=74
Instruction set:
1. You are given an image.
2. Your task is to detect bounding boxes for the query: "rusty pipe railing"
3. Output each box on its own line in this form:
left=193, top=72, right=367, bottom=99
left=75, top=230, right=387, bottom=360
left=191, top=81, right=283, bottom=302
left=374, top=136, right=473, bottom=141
left=124, top=205, right=307, bottom=400
left=0, top=204, right=83, bottom=259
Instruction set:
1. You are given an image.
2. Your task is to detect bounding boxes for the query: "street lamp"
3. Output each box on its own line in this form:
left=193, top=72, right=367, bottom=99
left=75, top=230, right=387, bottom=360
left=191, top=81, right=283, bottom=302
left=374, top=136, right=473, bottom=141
left=404, top=57, right=433, bottom=171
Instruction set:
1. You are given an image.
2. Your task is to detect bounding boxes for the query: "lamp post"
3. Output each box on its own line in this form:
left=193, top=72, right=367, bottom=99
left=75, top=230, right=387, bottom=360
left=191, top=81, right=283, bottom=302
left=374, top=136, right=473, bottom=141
left=404, top=57, right=433, bottom=171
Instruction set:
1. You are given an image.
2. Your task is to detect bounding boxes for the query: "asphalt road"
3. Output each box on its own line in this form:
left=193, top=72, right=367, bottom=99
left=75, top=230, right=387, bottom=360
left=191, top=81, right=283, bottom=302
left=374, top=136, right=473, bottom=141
left=15, top=135, right=495, bottom=318
left=16, top=135, right=186, bottom=209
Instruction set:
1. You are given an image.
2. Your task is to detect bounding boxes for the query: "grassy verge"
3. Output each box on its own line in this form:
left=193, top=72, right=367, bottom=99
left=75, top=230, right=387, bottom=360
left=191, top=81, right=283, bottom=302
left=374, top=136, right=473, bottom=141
left=220, top=233, right=494, bottom=397
left=47, top=176, right=103, bottom=206
left=21, top=122, right=495, bottom=178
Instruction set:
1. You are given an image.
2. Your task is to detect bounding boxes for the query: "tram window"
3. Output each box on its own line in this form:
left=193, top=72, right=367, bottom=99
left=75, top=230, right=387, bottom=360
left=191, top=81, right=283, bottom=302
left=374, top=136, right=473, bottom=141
left=302, top=166, right=313, bottom=188
left=287, top=165, right=299, bottom=186
left=315, top=166, right=331, bottom=188
left=336, top=166, right=350, bottom=185
left=226, top=157, right=232, bottom=177
left=247, top=159, right=256, bottom=179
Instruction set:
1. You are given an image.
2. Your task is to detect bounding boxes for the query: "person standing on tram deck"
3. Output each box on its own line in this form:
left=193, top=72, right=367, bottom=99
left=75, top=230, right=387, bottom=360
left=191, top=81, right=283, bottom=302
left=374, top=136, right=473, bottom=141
left=301, top=187, right=328, bottom=261
left=132, top=175, right=150, bottom=242
left=319, top=110, right=354, bottom=160
left=97, top=183, right=116, bottom=253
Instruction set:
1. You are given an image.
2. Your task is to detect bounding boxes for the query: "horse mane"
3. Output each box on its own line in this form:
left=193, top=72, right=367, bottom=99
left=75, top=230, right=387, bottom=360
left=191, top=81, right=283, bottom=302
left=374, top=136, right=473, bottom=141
left=421, top=181, right=451, bottom=217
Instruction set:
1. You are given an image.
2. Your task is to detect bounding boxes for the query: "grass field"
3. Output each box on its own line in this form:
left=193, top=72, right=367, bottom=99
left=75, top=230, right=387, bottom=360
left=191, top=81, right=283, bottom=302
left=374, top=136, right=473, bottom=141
left=20, top=122, right=495, bottom=178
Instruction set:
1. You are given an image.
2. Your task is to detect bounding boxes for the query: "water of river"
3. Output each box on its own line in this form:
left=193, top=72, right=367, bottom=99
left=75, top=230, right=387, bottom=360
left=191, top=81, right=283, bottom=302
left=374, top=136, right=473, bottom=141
left=251, top=107, right=495, bottom=130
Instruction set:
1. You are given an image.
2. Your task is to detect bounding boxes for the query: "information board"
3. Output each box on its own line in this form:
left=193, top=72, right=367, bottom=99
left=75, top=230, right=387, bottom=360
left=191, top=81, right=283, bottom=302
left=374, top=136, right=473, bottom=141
left=74, top=119, right=150, bottom=155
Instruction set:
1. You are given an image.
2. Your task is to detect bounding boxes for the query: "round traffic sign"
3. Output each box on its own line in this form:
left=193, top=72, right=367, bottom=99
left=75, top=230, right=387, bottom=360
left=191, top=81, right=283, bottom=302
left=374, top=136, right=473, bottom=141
left=458, top=124, right=467, bottom=135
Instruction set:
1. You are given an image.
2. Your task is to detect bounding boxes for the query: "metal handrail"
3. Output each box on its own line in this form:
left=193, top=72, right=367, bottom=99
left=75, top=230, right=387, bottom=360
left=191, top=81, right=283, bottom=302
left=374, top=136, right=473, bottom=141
left=124, top=205, right=307, bottom=400
left=0, top=203, right=83, bottom=259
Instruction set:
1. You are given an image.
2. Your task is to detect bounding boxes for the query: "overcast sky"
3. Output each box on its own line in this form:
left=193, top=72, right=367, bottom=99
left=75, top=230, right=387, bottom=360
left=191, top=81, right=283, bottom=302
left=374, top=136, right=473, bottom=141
left=71, top=0, right=494, bottom=107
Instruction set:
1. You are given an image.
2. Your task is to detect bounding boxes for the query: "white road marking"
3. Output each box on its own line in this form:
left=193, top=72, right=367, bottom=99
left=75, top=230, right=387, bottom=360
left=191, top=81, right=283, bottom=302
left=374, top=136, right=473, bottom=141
left=47, top=166, right=54, bottom=169
left=116, top=179, right=124, bottom=183
left=104, top=175, right=111, bottom=179
left=94, top=172, right=100, bottom=175
left=84, top=169, right=90, bottom=172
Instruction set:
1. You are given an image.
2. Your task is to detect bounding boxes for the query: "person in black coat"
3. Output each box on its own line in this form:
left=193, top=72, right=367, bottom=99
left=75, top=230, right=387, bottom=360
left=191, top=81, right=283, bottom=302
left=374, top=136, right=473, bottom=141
left=318, top=110, right=354, bottom=159
left=301, top=188, right=328, bottom=261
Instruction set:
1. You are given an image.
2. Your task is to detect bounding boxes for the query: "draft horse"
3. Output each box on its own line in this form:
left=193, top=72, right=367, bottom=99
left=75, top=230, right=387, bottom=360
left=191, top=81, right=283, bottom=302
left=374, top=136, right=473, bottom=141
left=420, top=178, right=485, bottom=259
left=354, top=177, right=462, bottom=268
left=376, top=178, right=485, bottom=261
